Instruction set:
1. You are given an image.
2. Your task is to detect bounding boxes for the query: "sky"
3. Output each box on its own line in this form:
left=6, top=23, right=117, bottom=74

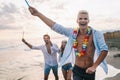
left=0, top=0, right=120, bottom=40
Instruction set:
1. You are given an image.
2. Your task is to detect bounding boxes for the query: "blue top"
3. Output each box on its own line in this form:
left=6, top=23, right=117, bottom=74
left=52, top=23, right=108, bottom=74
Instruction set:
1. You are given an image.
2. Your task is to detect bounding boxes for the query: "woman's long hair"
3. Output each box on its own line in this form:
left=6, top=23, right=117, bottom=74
left=60, top=40, right=67, bottom=57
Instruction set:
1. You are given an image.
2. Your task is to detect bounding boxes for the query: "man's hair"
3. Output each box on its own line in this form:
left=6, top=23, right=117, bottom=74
left=43, top=34, right=50, bottom=39
left=77, top=10, right=89, bottom=21
left=78, top=10, right=89, bottom=15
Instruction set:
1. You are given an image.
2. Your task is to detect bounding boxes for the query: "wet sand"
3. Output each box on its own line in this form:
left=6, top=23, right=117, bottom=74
left=104, top=50, right=120, bottom=80
left=0, top=50, right=63, bottom=80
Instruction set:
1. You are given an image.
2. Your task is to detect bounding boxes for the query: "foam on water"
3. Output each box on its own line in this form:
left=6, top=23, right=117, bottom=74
left=96, top=64, right=120, bottom=80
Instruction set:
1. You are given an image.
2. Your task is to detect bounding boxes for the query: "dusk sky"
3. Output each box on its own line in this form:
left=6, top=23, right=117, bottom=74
left=0, top=0, right=120, bottom=40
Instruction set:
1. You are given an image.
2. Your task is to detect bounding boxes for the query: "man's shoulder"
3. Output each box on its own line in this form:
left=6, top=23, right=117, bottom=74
left=39, top=44, right=45, bottom=47
left=92, top=28, right=102, bottom=35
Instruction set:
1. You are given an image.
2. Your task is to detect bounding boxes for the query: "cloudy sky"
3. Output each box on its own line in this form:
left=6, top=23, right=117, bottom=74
left=0, top=0, right=120, bottom=40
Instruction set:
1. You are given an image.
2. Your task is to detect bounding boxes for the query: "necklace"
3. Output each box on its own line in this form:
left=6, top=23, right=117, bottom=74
left=73, top=27, right=92, bottom=57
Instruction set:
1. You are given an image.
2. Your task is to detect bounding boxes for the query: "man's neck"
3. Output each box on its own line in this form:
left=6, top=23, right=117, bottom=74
left=46, top=42, right=52, bottom=46
left=80, top=27, right=88, bottom=35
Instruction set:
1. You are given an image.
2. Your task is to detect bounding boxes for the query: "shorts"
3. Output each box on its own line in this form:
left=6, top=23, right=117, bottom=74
left=44, top=64, right=58, bottom=76
left=73, top=65, right=95, bottom=80
left=62, top=63, right=73, bottom=71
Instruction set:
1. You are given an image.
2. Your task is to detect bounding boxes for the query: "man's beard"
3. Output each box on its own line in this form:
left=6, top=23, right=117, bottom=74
left=45, top=40, right=49, bottom=44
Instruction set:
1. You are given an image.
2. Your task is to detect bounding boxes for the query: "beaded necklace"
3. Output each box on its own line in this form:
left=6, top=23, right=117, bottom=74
left=73, top=27, right=92, bottom=57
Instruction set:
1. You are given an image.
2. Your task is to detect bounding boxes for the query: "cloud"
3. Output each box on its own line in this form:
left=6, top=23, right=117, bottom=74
left=0, top=2, right=20, bottom=30
left=31, top=0, right=50, bottom=3
left=90, top=17, right=120, bottom=31
left=0, top=3, right=18, bottom=15
left=52, top=2, right=65, bottom=10
left=0, top=24, right=20, bottom=30
left=0, top=2, right=19, bottom=22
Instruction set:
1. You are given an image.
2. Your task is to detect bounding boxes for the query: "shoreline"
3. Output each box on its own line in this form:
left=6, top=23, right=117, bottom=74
left=107, top=50, right=120, bottom=69
left=104, top=50, right=120, bottom=80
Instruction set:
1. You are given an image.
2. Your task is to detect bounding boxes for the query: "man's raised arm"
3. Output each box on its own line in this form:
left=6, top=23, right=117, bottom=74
left=29, top=6, right=55, bottom=28
left=22, top=38, right=32, bottom=49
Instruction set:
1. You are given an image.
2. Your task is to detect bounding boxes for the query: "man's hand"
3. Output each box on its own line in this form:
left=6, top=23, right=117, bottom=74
left=22, top=38, right=26, bottom=43
left=86, top=66, right=96, bottom=74
left=22, top=38, right=32, bottom=48
left=29, top=6, right=39, bottom=16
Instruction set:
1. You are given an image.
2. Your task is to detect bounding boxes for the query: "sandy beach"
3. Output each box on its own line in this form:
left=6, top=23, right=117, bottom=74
left=0, top=50, right=64, bottom=80
left=0, top=49, right=120, bottom=80
left=104, top=50, right=120, bottom=80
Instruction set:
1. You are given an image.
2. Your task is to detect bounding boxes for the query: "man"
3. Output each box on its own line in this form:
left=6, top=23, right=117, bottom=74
left=22, top=34, right=59, bottom=80
left=28, top=6, right=108, bottom=80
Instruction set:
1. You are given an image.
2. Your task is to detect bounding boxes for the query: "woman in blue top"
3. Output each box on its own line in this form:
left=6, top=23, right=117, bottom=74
left=59, top=40, right=72, bottom=80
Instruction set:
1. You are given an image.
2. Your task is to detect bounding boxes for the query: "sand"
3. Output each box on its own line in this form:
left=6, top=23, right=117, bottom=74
left=0, top=50, right=120, bottom=80
left=104, top=50, right=120, bottom=80
left=0, top=50, right=64, bottom=80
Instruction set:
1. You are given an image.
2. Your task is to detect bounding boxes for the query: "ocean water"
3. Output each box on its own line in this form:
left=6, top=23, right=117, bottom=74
left=0, top=38, right=120, bottom=80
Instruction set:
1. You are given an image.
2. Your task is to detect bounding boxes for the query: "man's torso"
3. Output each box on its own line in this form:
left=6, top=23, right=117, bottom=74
left=41, top=44, right=58, bottom=66
left=75, top=33, right=95, bottom=68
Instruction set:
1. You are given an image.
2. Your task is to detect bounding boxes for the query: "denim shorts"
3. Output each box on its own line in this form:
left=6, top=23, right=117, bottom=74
left=44, top=64, right=58, bottom=76
left=62, top=63, right=73, bottom=71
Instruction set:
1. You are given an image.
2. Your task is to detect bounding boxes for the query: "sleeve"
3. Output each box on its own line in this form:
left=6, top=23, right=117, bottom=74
left=96, top=31, right=108, bottom=52
left=51, top=44, right=60, bottom=53
left=52, top=23, right=73, bottom=37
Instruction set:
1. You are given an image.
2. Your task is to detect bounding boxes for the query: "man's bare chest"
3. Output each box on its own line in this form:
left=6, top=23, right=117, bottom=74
left=76, top=34, right=94, bottom=51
